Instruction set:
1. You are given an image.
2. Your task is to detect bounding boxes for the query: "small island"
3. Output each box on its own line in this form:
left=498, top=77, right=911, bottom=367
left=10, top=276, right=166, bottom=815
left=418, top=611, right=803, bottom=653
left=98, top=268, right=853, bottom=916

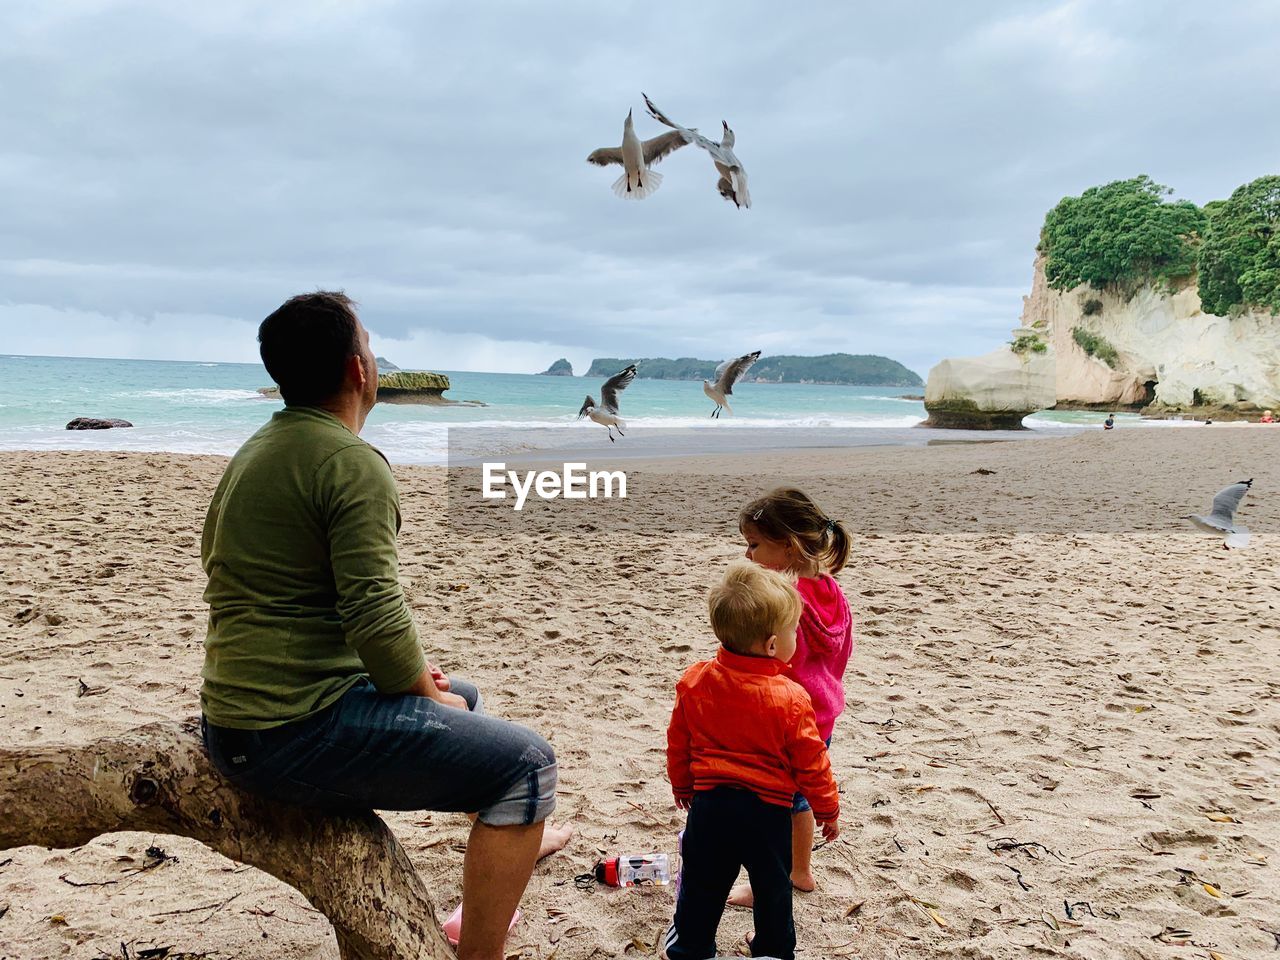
left=585, top=353, right=923, bottom=387
left=538, top=358, right=574, bottom=376
left=375, top=356, right=401, bottom=372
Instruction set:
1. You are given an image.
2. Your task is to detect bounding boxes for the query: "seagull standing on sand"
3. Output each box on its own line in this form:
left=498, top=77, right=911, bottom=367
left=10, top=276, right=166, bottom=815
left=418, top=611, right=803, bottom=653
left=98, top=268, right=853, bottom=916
left=1185, top=478, right=1253, bottom=549
left=643, top=94, right=751, bottom=209
left=578, top=364, right=638, bottom=441
left=587, top=110, right=687, bottom=200
left=703, top=350, right=761, bottom=418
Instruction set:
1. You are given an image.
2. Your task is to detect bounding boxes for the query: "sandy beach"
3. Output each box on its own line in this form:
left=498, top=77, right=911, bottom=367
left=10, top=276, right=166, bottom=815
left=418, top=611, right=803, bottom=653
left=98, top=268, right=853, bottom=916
left=1, top=427, right=1278, bottom=959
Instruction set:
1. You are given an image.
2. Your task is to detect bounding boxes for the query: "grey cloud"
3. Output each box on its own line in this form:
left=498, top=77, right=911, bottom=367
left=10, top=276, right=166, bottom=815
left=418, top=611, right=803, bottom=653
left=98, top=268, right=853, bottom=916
left=2, top=0, right=1278, bottom=377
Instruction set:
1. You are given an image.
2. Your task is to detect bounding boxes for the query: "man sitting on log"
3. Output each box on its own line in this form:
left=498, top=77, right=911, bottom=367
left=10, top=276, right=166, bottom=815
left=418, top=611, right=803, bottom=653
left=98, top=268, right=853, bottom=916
left=199, top=291, right=568, bottom=960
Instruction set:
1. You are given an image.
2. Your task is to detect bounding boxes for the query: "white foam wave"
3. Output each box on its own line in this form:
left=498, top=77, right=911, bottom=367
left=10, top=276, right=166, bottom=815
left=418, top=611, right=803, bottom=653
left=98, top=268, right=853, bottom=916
left=126, top=388, right=265, bottom=405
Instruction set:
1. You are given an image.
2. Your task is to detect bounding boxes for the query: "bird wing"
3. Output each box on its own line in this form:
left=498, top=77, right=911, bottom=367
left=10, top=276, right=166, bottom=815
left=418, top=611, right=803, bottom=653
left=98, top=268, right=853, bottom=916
left=717, top=147, right=750, bottom=207
left=642, top=130, right=688, bottom=165
left=644, top=93, right=720, bottom=152
left=730, top=166, right=750, bottom=209
left=714, top=351, right=762, bottom=395
left=578, top=394, right=597, bottom=417
left=586, top=146, right=624, bottom=167
left=599, top=365, right=637, bottom=414
left=1225, top=528, right=1251, bottom=549
left=1209, top=479, right=1252, bottom=523
left=644, top=94, right=749, bottom=205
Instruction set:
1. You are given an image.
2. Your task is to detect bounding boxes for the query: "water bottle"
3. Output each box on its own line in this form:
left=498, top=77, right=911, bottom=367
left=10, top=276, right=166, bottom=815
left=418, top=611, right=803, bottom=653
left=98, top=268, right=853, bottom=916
left=594, top=853, right=671, bottom=887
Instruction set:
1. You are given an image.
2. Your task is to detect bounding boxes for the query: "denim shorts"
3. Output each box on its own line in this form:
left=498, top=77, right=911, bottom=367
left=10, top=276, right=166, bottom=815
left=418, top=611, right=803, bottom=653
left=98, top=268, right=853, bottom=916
left=202, top=677, right=556, bottom=827
left=791, top=736, right=834, bottom=815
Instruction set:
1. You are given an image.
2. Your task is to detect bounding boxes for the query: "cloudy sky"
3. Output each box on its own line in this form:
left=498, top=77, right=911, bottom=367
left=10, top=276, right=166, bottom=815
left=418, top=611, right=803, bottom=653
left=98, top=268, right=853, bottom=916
left=2, top=1, right=1277, bottom=377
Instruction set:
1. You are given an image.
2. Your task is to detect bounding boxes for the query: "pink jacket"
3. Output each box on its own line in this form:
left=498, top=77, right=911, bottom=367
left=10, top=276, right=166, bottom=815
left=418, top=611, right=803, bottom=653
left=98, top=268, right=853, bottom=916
left=789, top=574, right=854, bottom=740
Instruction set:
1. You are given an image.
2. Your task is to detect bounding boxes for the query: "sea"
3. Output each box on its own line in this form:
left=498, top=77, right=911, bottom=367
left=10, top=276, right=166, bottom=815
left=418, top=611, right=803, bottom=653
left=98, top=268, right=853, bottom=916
left=0, top=354, right=1155, bottom=465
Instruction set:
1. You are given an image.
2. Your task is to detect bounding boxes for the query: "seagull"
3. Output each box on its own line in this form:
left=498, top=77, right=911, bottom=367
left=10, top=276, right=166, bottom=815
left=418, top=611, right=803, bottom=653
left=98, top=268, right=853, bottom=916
left=1185, top=478, right=1253, bottom=549
left=703, top=351, right=761, bottom=418
left=586, top=110, right=687, bottom=200
left=578, top=364, right=638, bottom=441
left=643, top=93, right=751, bottom=209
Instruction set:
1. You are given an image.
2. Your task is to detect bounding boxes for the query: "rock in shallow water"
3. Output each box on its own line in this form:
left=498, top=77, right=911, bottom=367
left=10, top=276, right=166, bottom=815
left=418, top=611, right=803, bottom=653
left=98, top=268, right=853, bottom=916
left=66, top=418, right=134, bottom=430
left=924, top=343, right=1055, bottom=429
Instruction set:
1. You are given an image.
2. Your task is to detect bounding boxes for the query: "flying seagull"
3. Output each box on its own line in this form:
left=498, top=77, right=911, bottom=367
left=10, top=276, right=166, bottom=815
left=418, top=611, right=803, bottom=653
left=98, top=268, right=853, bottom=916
left=1185, top=478, right=1253, bottom=549
left=703, top=351, right=761, bottom=418
left=642, top=93, right=751, bottom=209
left=578, top=364, right=638, bottom=441
left=586, top=110, right=687, bottom=200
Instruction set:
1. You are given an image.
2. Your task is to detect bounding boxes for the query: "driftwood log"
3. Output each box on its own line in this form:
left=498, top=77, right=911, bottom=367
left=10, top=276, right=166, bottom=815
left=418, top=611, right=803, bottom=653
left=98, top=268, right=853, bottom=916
left=0, top=719, right=454, bottom=959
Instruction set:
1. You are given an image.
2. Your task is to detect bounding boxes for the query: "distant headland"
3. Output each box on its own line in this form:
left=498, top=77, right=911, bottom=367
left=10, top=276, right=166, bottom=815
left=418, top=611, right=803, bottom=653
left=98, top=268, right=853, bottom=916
left=585, top=353, right=923, bottom=387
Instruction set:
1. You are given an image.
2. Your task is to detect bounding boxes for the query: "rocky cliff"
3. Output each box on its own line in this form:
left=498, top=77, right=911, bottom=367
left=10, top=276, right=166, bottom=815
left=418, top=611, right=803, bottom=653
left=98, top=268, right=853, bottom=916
left=926, top=257, right=1280, bottom=426
left=1021, top=255, right=1279, bottom=413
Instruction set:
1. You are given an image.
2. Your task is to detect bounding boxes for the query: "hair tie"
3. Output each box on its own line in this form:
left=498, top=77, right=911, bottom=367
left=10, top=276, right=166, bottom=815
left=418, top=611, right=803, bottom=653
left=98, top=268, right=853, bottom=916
left=826, top=519, right=837, bottom=533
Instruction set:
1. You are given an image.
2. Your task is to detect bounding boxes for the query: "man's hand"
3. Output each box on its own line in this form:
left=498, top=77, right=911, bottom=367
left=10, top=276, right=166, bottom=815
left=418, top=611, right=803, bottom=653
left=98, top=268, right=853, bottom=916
left=427, top=662, right=451, bottom=692
left=674, top=795, right=691, bottom=810
left=819, top=818, right=840, bottom=842
left=402, top=666, right=466, bottom=709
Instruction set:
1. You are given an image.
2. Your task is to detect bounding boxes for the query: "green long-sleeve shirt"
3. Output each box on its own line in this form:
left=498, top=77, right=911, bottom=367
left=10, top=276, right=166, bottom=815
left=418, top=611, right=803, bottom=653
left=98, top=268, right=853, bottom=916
left=200, top=406, right=425, bottom=729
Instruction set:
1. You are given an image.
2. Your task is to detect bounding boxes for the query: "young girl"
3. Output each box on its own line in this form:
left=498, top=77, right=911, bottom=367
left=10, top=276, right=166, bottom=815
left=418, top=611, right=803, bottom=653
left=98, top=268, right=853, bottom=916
left=730, top=487, right=854, bottom=903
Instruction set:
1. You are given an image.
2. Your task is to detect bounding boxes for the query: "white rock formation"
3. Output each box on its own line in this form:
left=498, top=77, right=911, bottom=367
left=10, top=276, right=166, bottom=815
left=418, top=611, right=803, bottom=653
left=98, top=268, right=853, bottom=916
left=924, top=340, right=1056, bottom=428
left=925, top=257, right=1280, bottom=426
left=1021, top=255, right=1280, bottom=410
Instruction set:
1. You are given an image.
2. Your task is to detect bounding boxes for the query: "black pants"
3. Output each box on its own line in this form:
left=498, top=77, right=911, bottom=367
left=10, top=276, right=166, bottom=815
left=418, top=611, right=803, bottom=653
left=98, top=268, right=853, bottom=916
left=664, top=787, right=794, bottom=960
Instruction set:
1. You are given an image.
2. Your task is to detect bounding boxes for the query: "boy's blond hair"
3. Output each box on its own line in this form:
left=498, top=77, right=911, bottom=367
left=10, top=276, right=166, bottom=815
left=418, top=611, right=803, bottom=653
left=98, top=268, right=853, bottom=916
left=709, top=562, right=803, bottom=654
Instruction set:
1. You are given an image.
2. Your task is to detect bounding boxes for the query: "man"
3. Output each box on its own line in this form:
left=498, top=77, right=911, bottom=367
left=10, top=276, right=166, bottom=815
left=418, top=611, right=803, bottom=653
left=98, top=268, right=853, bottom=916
left=200, top=292, right=567, bottom=960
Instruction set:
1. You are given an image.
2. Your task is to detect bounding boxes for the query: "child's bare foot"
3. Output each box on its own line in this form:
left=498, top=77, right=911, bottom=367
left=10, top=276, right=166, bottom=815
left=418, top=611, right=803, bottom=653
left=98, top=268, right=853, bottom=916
left=538, top=822, right=575, bottom=861
left=791, top=869, right=817, bottom=892
left=727, top=881, right=754, bottom=907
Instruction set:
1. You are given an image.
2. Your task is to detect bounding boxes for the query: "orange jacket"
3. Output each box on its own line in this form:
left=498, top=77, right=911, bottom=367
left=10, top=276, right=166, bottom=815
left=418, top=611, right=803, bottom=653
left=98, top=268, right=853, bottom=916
left=667, top=647, right=840, bottom=823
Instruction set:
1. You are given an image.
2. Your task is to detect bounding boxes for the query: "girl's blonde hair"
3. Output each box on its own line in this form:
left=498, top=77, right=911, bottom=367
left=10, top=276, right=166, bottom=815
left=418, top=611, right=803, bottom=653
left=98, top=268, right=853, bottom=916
left=708, top=562, right=803, bottom=654
left=739, top=487, right=850, bottom=575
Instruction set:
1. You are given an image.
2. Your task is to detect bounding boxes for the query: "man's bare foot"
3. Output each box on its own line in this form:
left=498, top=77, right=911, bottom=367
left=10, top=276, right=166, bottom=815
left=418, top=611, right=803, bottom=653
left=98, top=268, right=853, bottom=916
left=537, top=821, right=574, bottom=861
left=791, top=869, right=817, bottom=892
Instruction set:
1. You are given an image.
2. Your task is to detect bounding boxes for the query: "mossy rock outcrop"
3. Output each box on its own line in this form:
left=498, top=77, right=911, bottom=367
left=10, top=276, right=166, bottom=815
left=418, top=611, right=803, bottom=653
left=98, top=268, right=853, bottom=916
left=376, top=371, right=450, bottom=403
left=922, top=398, right=1035, bottom=430
left=258, top=371, right=476, bottom=406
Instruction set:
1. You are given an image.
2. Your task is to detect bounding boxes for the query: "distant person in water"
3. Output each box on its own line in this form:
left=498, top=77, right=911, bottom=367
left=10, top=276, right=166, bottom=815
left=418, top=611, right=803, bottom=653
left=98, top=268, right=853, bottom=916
left=199, top=291, right=571, bottom=960
left=1262, top=409, right=1275, bottom=424
left=1103, top=414, right=1115, bottom=430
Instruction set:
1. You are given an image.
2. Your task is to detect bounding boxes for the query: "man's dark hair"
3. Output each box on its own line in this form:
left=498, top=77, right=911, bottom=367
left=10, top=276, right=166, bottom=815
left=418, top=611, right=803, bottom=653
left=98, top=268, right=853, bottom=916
left=258, top=291, right=362, bottom=405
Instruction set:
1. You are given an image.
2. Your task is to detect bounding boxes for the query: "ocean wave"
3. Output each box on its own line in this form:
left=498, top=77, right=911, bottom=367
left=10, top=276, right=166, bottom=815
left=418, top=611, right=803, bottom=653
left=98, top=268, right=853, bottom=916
left=125, top=388, right=265, bottom=405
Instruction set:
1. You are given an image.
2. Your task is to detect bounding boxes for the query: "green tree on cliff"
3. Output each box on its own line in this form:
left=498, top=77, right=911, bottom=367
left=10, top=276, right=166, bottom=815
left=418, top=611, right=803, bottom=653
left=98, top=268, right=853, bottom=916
left=1039, top=176, right=1206, bottom=292
left=1197, top=175, right=1280, bottom=315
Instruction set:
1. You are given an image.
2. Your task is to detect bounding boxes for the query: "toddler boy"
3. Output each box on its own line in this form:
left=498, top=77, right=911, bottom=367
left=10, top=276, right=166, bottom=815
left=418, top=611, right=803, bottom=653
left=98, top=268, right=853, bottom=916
left=663, top=563, right=839, bottom=960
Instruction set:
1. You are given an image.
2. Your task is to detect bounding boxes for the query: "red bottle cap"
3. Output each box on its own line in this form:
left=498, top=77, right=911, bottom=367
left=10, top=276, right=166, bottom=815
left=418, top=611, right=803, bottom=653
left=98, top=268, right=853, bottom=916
left=594, top=858, right=619, bottom=886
